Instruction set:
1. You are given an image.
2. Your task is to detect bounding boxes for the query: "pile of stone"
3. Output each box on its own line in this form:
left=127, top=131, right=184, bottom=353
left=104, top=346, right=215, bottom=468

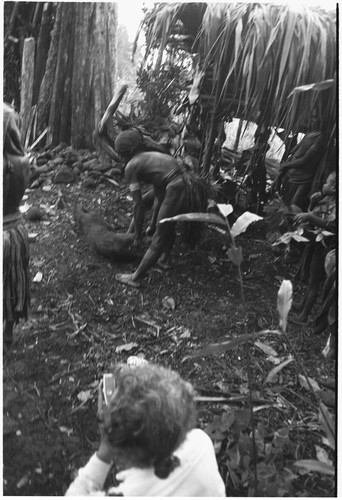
left=29, top=144, right=123, bottom=189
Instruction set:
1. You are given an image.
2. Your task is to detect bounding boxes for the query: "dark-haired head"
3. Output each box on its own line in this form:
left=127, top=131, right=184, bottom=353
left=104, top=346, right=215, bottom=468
left=114, top=129, right=144, bottom=163
left=322, top=170, right=336, bottom=197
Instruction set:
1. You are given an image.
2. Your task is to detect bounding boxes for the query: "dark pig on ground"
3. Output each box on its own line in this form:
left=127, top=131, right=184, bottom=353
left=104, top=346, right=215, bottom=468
left=74, top=206, right=138, bottom=261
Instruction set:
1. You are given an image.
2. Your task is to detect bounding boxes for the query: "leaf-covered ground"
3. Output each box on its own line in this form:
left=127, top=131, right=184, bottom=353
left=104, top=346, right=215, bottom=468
left=3, top=151, right=336, bottom=496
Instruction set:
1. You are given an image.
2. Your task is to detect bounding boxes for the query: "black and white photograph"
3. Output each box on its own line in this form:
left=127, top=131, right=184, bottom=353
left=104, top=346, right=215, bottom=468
left=3, top=1, right=337, bottom=496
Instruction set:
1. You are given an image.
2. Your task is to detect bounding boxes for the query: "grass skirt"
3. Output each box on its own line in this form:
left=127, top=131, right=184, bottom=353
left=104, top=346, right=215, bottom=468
left=3, top=223, right=30, bottom=323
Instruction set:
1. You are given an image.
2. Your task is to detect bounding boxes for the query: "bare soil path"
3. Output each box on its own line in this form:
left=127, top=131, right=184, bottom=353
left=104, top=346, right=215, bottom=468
left=3, top=169, right=335, bottom=496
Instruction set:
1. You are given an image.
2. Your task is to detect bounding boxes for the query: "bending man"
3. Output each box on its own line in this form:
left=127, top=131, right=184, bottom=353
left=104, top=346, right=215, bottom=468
left=114, top=129, right=208, bottom=287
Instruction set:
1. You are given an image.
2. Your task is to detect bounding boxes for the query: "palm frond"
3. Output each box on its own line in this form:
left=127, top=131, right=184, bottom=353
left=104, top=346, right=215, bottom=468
left=139, top=2, right=336, bottom=135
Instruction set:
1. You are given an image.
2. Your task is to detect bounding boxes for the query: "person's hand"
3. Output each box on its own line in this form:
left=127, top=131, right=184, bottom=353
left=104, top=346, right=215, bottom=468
left=293, top=212, right=311, bottom=225
left=308, top=191, right=323, bottom=210
left=269, top=174, right=282, bottom=195
left=96, top=382, right=116, bottom=464
left=133, top=237, right=144, bottom=250
left=310, top=191, right=322, bottom=204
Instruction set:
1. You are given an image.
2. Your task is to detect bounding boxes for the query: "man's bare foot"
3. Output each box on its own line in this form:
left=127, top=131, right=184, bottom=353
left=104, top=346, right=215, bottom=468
left=115, top=273, right=141, bottom=288
left=157, top=254, right=172, bottom=270
left=157, top=260, right=172, bottom=271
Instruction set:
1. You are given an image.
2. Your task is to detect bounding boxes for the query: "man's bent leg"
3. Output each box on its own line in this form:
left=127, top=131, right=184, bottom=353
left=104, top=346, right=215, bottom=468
left=127, top=189, right=155, bottom=234
left=117, top=181, right=187, bottom=287
left=157, top=223, right=176, bottom=270
left=116, top=223, right=172, bottom=286
left=157, top=254, right=172, bottom=270
left=116, top=246, right=163, bottom=287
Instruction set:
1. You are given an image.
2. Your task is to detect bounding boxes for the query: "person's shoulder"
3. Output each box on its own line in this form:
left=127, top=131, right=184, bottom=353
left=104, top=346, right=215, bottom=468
left=188, top=428, right=209, bottom=437
left=126, top=150, right=156, bottom=164
left=186, top=428, right=214, bottom=448
left=174, top=428, right=216, bottom=465
left=130, top=151, right=176, bottom=167
left=125, top=153, right=144, bottom=169
left=140, top=150, right=174, bottom=161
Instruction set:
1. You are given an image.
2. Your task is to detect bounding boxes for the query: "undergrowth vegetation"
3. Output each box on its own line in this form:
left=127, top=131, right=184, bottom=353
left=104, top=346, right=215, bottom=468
left=163, top=202, right=336, bottom=496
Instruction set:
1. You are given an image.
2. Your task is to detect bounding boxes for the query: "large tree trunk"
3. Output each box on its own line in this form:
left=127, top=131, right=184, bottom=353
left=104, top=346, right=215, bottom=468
left=36, top=2, right=118, bottom=148
left=36, top=5, right=62, bottom=137
left=48, top=2, right=75, bottom=146
left=32, top=2, right=54, bottom=105
left=70, top=3, right=117, bottom=149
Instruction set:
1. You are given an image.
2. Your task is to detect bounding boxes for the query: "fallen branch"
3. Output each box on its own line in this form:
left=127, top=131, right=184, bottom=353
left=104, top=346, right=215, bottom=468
left=134, top=315, right=161, bottom=337
left=102, top=176, right=120, bottom=187
left=93, top=84, right=128, bottom=162
left=49, top=321, right=70, bottom=332
left=98, top=84, right=128, bottom=133
left=195, top=395, right=274, bottom=405
left=67, top=324, right=90, bottom=340
left=29, top=127, right=47, bottom=151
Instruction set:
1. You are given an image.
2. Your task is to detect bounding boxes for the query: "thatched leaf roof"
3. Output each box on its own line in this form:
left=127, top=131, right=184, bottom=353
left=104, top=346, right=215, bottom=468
left=139, top=2, right=336, bottom=136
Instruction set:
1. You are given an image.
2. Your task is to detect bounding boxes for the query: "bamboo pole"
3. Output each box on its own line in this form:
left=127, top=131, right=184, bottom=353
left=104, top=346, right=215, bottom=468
left=201, top=68, right=225, bottom=177
left=233, top=118, right=244, bottom=151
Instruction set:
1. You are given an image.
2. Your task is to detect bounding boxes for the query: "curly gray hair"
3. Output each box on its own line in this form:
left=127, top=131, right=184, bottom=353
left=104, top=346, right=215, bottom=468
left=102, top=363, right=196, bottom=478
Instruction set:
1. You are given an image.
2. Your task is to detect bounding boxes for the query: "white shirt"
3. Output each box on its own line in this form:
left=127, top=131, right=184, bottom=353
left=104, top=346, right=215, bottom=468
left=65, top=428, right=226, bottom=496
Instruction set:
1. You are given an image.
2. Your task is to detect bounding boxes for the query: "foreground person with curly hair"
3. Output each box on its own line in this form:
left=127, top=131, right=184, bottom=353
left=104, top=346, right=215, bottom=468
left=65, top=363, right=225, bottom=496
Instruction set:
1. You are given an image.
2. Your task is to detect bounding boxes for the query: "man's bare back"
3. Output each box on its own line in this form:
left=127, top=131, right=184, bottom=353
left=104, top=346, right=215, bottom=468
left=125, top=152, right=180, bottom=189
